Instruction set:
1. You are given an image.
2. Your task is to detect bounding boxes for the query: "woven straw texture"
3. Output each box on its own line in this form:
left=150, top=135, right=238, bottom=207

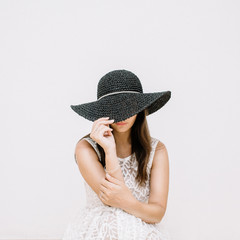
left=71, top=70, right=171, bottom=123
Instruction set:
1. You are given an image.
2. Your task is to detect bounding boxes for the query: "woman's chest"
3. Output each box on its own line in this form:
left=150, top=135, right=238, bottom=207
left=120, top=159, right=151, bottom=203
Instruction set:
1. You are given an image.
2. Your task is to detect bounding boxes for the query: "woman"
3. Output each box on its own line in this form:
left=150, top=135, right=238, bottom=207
left=63, top=69, right=172, bottom=240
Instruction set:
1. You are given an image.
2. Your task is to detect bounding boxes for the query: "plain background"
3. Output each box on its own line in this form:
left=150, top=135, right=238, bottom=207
left=0, top=1, right=239, bottom=239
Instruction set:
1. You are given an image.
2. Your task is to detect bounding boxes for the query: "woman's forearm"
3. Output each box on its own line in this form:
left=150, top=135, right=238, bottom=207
left=122, top=197, right=166, bottom=224
left=105, top=148, right=125, bottom=183
left=104, top=148, right=165, bottom=224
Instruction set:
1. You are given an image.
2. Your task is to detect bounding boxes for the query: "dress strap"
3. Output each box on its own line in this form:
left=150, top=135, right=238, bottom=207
left=147, top=137, right=160, bottom=173
left=81, top=136, right=102, bottom=162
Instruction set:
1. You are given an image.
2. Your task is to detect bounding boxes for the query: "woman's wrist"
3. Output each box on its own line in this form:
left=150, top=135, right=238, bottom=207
left=105, top=165, right=120, bottom=174
left=104, top=146, right=116, bottom=156
left=121, top=195, right=138, bottom=213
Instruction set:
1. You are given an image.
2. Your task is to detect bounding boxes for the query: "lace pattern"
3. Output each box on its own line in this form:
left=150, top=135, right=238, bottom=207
left=63, top=136, right=171, bottom=240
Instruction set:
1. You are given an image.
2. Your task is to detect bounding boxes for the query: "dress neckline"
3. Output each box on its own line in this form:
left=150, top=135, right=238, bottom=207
left=117, top=154, right=133, bottom=160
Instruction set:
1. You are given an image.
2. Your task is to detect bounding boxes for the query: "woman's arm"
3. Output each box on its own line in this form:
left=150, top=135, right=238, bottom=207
left=122, top=198, right=166, bottom=224
left=120, top=141, right=169, bottom=224
left=100, top=141, right=169, bottom=224
left=105, top=147, right=125, bottom=183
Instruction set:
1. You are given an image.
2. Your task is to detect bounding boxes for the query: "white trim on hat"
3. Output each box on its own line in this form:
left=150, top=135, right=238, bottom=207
left=98, top=91, right=140, bottom=100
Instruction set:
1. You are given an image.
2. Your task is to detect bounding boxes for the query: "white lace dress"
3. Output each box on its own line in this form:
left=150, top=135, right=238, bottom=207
left=62, top=136, right=171, bottom=240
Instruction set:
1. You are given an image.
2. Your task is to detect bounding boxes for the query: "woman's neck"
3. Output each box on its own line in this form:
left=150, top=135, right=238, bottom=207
left=113, top=130, right=131, bottom=146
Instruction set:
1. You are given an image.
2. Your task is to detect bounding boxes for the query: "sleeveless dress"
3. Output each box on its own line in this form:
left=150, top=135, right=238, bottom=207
left=62, top=136, right=171, bottom=240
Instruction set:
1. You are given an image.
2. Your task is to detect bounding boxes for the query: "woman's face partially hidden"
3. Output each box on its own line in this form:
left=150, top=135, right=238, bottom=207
left=110, top=114, right=137, bottom=133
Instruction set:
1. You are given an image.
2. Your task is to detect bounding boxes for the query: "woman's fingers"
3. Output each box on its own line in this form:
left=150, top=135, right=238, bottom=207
left=91, top=119, right=112, bottom=132
left=94, top=119, right=114, bottom=128
left=92, top=125, right=113, bottom=138
left=94, top=117, right=110, bottom=125
left=93, top=120, right=114, bottom=132
left=96, top=125, right=113, bottom=136
left=90, top=117, right=114, bottom=143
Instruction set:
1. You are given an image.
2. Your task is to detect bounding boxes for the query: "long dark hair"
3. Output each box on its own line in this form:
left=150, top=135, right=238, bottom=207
left=77, top=109, right=152, bottom=187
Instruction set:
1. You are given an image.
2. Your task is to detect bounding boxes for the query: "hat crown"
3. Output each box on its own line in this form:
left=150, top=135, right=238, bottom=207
left=97, top=70, right=143, bottom=99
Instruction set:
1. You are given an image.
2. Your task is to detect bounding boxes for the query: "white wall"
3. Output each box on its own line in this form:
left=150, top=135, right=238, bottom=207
left=0, top=1, right=239, bottom=239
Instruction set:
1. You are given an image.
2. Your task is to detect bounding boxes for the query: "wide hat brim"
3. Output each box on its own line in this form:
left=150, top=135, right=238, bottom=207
left=70, top=91, right=171, bottom=123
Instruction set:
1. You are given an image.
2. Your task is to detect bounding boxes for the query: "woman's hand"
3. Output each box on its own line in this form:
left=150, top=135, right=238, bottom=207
left=90, top=117, right=116, bottom=152
left=99, top=173, right=136, bottom=209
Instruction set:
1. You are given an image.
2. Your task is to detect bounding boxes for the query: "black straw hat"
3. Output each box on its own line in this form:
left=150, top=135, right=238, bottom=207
left=70, top=69, right=171, bottom=123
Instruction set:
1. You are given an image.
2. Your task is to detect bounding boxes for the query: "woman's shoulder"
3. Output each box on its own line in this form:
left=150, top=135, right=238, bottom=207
left=76, top=136, right=98, bottom=152
left=76, top=135, right=96, bottom=146
left=150, top=136, right=166, bottom=151
left=74, top=135, right=101, bottom=163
